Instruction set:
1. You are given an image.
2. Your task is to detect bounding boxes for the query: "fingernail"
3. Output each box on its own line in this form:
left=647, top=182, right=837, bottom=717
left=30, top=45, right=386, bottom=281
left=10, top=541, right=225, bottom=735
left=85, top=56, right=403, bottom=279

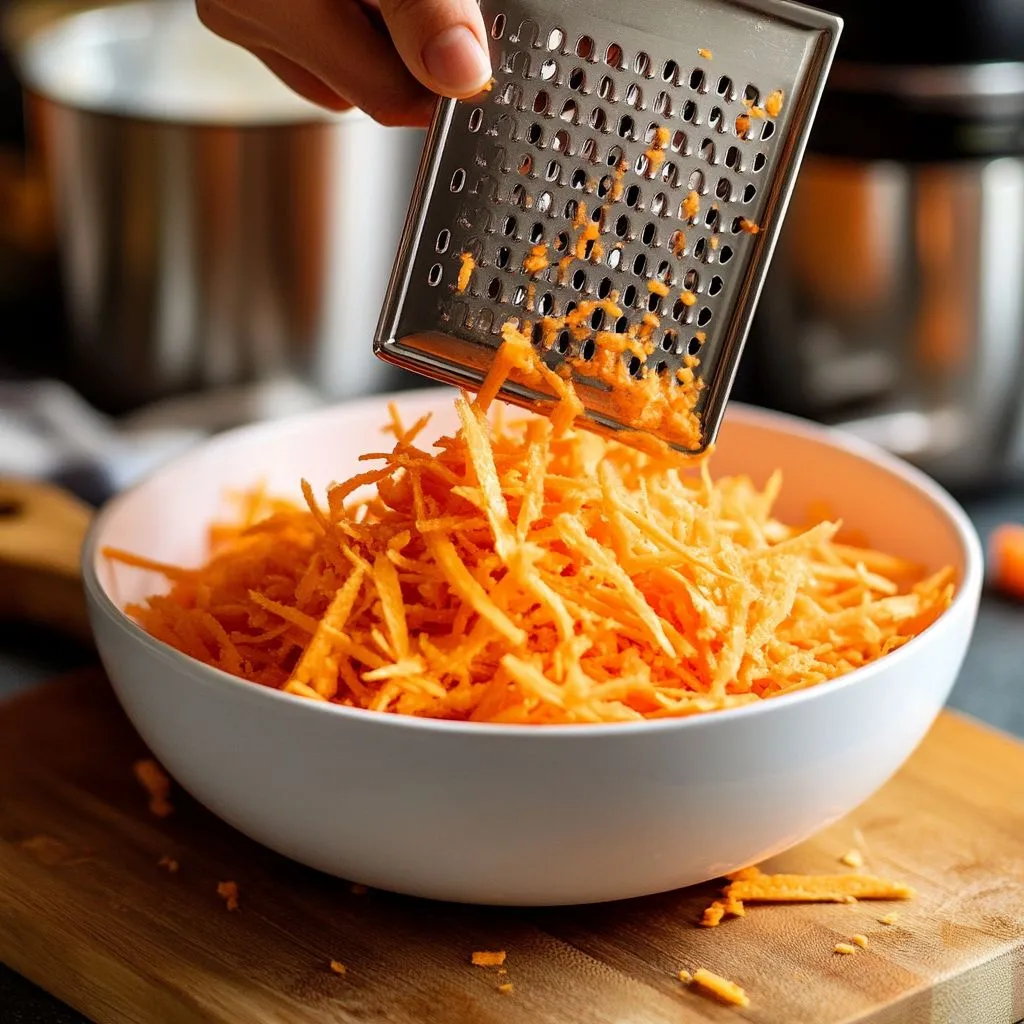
left=422, top=25, right=490, bottom=96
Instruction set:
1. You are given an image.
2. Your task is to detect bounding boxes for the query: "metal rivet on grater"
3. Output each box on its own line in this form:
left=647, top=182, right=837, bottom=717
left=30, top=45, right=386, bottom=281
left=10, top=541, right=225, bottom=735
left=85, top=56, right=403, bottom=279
left=375, top=0, right=842, bottom=453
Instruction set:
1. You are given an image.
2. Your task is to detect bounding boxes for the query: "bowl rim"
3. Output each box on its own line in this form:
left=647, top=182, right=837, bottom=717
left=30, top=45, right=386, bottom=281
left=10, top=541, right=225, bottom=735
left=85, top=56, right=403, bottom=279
left=82, top=390, right=985, bottom=739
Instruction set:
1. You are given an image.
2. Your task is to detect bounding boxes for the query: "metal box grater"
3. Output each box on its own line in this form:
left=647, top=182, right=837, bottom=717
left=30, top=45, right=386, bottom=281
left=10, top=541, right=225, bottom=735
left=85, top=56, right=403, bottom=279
left=375, top=0, right=842, bottom=453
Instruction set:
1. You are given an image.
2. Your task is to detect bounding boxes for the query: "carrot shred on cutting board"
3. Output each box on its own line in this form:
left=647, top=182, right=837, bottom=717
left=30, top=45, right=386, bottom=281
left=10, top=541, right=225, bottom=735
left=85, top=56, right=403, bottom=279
left=989, top=523, right=1024, bottom=600
left=471, top=951, right=507, bottom=967
left=132, top=759, right=173, bottom=817
left=690, top=968, right=749, bottom=1008
left=106, top=332, right=955, bottom=725
left=217, top=880, right=240, bottom=911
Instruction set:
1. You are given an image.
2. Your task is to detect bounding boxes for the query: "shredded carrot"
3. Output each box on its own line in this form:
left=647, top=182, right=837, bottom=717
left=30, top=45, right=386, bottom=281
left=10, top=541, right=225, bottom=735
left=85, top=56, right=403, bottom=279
left=738, top=217, right=760, bottom=235
left=497, top=982, right=514, bottom=994
left=132, top=759, right=173, bottom=818
left=840, top=848, right=864, bottom=869
left=681, top=190, right=700, bottom=221
left=471, top=951, right=507, bottom=967
left=990, top=523, right=1024, bottom=600
left=217, top=880, right=240, bottom=911
left=764, top=89, right=784, bottom=117
left=850, top=934, right=869, bottom=949
left=834, top=942, right=857, bottom=955
left=643, top=125, right=671, bottom=177
left=725, top=869, right=914, bottom=903
left=677, top=969, right=692, bottom=983
left=157, top=855, right=179, bottom=873
left=691, top=968, right=749, bottom=1008
left=697, top=48, right=712, bottom=60
left=457, top=252, right=475, bottom=293
left=329, top=960, right=347, bottom=975
left=878, top=912, right=898, bottom=926
left=522, top=243, right=549, bottom=276
left=109, top=335, right=954, bottom=725
left=736, top=112, right=751, bottom=138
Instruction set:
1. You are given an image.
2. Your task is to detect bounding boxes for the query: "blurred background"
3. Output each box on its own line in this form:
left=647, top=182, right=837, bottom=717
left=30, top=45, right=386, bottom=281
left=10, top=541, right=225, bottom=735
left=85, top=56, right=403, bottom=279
left=1, top=0, right=1023, bottom=500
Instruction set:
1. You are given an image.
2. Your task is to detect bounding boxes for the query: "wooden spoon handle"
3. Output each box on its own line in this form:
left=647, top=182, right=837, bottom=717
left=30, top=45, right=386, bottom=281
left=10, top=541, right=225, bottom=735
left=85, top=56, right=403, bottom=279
left=0, top=478, right=93, bottom=642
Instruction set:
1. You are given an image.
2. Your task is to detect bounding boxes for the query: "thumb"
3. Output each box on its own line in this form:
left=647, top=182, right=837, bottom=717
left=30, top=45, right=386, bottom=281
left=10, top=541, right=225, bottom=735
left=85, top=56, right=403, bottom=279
left=377, top=0, right=492, bottom=100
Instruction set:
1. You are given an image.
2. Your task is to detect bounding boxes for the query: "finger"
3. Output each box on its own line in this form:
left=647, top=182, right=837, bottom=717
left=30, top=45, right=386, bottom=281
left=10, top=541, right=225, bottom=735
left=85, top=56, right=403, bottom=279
left=249, top=47, right=353, bottom=112
left=377, top=0, right=491, bottom=99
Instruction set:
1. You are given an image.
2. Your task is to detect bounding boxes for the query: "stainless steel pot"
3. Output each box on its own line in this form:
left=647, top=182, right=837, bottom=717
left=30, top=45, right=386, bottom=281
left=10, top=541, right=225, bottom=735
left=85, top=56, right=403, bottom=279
left=749, top=81, right=1024, bottom=490
left=15, top=0, right=424, bottom=413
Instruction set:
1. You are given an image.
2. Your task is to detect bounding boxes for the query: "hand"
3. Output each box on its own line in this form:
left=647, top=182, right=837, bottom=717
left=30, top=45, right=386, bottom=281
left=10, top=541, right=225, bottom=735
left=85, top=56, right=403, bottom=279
left=196, top=0, right=492, bottom=127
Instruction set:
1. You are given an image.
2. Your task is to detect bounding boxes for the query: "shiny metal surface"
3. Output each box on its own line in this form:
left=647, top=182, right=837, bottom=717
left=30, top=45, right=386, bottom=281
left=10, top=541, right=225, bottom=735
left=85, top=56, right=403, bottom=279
left=751, top=155, right=1024, bottom=488
left=17, top=1, right=423, bottom=413
left=376, top=0, right=841, bottom=453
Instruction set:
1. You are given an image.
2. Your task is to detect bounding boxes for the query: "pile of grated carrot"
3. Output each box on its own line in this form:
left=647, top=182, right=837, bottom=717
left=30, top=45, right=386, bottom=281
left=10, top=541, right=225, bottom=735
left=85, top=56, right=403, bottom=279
left=107, top=329, right=955, bottom=725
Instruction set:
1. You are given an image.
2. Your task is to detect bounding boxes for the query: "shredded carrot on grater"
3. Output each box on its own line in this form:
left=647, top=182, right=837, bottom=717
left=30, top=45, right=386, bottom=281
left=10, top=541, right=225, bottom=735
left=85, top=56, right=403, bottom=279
left=107, top=327, right=954, bottom=725
left=457, top=252, right=475, bottom=293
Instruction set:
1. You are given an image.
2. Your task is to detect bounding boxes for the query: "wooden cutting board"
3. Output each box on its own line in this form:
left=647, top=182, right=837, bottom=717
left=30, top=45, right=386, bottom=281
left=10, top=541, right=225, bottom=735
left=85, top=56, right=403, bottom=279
left=1, top=673, right=1023, bottom=1024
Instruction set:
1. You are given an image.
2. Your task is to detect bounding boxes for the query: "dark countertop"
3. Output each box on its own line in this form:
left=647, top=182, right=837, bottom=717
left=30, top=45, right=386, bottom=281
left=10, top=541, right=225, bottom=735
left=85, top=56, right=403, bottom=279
left=0, top=489, right=1022, bottom=1024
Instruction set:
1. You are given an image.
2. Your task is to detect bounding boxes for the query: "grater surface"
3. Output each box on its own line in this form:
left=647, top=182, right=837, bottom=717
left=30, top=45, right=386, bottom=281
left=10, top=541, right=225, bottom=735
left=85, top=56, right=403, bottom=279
left=375, top=0, right=842, bottom=453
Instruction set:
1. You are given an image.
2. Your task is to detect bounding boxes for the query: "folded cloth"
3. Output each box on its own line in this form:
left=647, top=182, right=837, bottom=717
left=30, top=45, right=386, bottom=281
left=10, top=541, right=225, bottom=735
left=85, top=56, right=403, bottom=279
left=0, top=377, right=323, bottom=506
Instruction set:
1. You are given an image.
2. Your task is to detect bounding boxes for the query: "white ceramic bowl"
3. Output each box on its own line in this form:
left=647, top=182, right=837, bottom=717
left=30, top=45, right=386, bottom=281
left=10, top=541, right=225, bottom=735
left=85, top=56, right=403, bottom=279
left=83, top=392, right=983, bottom=906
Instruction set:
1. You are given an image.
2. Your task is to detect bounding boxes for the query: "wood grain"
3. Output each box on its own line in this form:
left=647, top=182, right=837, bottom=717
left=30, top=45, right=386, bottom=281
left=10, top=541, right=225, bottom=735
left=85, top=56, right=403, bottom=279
left=1, top=672, right=1023, bottom=1024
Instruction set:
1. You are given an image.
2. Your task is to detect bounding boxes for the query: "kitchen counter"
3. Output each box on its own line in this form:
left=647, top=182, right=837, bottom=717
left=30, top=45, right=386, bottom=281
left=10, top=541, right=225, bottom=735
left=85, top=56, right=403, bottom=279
left=1, top=488, right=1021, bottom=1024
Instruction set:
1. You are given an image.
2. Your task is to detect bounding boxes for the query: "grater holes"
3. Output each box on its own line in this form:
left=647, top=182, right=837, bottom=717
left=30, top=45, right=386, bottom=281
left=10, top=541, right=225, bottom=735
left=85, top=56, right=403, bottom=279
left=598, top=75, right=617, bottom=102
left=591, top=108, right=609, bottom=132
left=671, top=297, right=691, bottom=323
left=519, top=153, right=533, bottom=175
left=632, top=252, right=648, bottom=276
left=682, top=100, right=698, bottom=123
left=628, top=355, right=644, bottom=378
left=495, top=245, right=511, bottom=268
left=617, top=114, right=636, bottom=140
left=669, top=230, right=686, bottom=257
left=545, top=159, right=561, bottom=182
left=641, top=222, right=657, bottom=246
left=531, top=322, right=545, bottom=346
left=435, top=228, right=451, bottom=253
left=590, top=306, right=606, bottom=329
left=625, top=83, right=644, bottom=110
left=715, top=177, right=732, bottom=201
left=615, top=315, right=629, bottom=333
left=427, top=263, right=443, bottom=286
left=527, top=123, right=543, bottom=145
left=571, top=268, right=588, bottom=290
left=556, top=330, right=571, bottom=353
left=614, top=214, right=631, bottom=239
left=560, top=99, right=580, bottom=123
left=537, top=190, right=553, bottom=213
left=634, top=51, right=653, bottom=77
left=697, top=306, right=712, bottom=327
left=753, top=152, right=766, bottom=172
left=563, top=198, right=580, bottom=221
left=580, top=137, right=599, bottom=163
left=622, top=283, right=638, bottom=308
left=708, top=108, right=723, bottom=132
left=709, top=274, right=723, bottom=295
left=581, top=338, right=597, bottom=361
left=671, top=129, right=688, bottom=154
left=487, top=277, right=503, bottom=300
left=569, top=67, right=587, bottom=92
left=719, top=244, right=734, bottom=263
left=716, top=75, right=734, bottom=100
left=571, top=168, right=588, bottom=190
left=687, top=335, right=703, bottom=356
left=693, top=237, right=707, bottom=260
left=502, top=214, right=518, bottom=236
left=606, top=144, right=625, bottom=167
left=500, top=82, right=523, bottom=108
left=654, top=91, right=672, bottom=116
left=705, top=207, right=720, bottom=231
left=744, top=84, right=760, bottom=105
left=607, top=247, right=623, bottom=270
left=656, top=259, right=673, bottom=281
left=689, top=68, right=707, bottom=92
left=468, top=108, right=483, bottom=132
left=450, top=168, right=466, bottom=192
left=533, top=91, right=550, bottom=115
left=597, top=276, right=613, bottom=299
left=546, top=27, right=565, bottom=51
left=743, top=183, right=757, bottom=203
left=576, top=34, right=595, bottom=60
left=647, top=291, right=661, bottom=313
left=529, top=221, right=544, bottom=243
left=651, top=192, right=668, bottom=216
left=683, top=268, right=700, bottom=290
left=730, top=215, right=743, bottom=233
left=491, top=13, right=506, bottom=38
left=725, top=145, right=741, bottom=170
left=625, top=183, right=641, bottom=208
left=554, top=230, right=569, bottom=252
left=661, top=329, right=679, bottom=352
left=687, top=168, right=705, bottom=194
left=541, top=59, right=559, bottom=81
left=700, top=138, right=716, bottom=164
left=598, top=174, right=614, bottom=199
left=605, top=43, right=625, bottom=69
left=654, top=359, right=668, bottom=376
left=538, top=292, right=555, bottom=315
left=760, top=120, right=775, bottom=141
left=662, top=59, right=679, bottom=84
left=510, top=182, right=528, bottom=207
left=552, top=129, right=572, bottom=153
